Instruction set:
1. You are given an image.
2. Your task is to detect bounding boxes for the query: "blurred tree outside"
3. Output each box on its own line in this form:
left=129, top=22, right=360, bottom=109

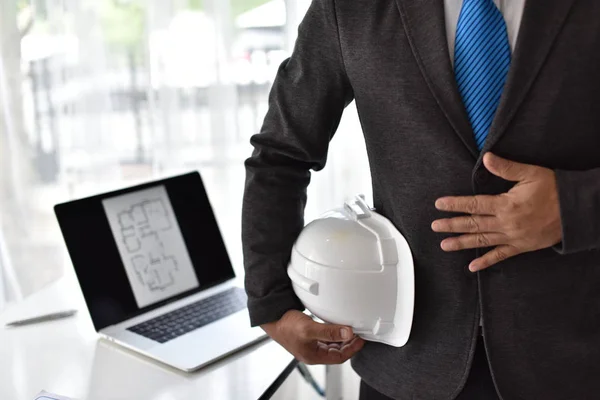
left=2, top=0, right=275, bottom=187
left=95, top=0, right=271, bottom=165
left=100, top=0, right=145, bottom=48
left=231, top=0, right=272, bottom=16
left=1, top=0, right=275, bottom=196
left=188, top=0, right=272, bottom=17
left=99, top=0, right=147, bottom=163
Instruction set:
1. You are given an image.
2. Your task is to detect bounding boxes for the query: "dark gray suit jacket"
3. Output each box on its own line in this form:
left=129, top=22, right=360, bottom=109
left=242, top=1, right=600, bottom=399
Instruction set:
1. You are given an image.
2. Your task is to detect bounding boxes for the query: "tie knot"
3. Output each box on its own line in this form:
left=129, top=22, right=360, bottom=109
left=465, top=0, right=495, bottom=5
left=463, top=0, right=498, bottom=13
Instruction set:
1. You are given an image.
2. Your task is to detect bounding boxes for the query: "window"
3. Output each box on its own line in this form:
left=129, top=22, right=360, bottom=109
left=0, top=0, right=370, bottom=302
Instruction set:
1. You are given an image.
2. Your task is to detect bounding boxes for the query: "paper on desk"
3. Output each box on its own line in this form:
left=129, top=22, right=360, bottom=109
left=34, top=390, right=79, bottom=400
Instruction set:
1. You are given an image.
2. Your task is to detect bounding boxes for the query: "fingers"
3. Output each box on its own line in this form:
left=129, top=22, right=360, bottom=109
left=440, top=233, right=508, bottom=252
left=299, top=320, right=364, bottom=365
left=317, top=336, right=362, bottom=353
left=483, top=153, right=535, bottom=182
left=305, top=321, right=354, bottom=342
left=340, top=336, right=365, bottom=354
left=435, top=195, right=505, bottom=215
left=321, top=342, right=341, bottom=350
left=312, top=336, right=365, bottom=365
left=469, top=245, right=521, bottom=272
left=432, top=215, right=499, bottom=234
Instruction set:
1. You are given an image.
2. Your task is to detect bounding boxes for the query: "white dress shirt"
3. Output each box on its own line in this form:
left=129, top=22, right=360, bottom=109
left=445, top=0, right=527, bottom=66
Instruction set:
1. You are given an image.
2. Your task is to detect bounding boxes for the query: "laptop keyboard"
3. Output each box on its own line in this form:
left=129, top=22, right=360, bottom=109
left=128, top=287, right=247, bottom=343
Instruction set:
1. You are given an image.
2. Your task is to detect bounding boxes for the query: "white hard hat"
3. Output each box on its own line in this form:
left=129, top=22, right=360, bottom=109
left=287, top=195, right=414, bottom=347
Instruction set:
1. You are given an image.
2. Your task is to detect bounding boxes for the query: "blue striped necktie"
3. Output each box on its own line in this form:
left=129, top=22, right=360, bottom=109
left=454, top=0, right=511, bottom=150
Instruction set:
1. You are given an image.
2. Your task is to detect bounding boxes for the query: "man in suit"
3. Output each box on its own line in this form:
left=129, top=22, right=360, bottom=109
left=242, top=0, right=600, bottom=398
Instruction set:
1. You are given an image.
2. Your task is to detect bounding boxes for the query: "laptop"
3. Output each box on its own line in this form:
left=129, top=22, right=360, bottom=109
left=54, top=172, right=266, bottom=372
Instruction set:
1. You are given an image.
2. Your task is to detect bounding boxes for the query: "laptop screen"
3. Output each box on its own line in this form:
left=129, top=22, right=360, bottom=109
left=55, top=172, right=235, bottom=331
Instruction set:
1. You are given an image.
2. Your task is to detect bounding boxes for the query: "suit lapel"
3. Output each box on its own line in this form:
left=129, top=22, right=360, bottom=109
left=397, top=0, right=579, bottom=160
left=481, top=0, right=578, bottom=155
left=396, top=0, right=479, bottom=159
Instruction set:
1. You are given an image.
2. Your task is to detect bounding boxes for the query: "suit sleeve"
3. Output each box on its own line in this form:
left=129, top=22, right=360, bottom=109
left=553, top=168, right=600, bottom=254
left=241, top=0, right=354, bottom=327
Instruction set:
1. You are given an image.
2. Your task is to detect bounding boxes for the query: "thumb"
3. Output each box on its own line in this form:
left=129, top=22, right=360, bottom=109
left=307, top=322, right=354, bottom=342
left=483, top=152, right=534, bottom=182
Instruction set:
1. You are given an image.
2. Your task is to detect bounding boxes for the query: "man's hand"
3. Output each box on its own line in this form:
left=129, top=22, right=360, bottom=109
left=261, top=310, right=365, bottom=365
left=432, top=153, right=562, bottom=272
